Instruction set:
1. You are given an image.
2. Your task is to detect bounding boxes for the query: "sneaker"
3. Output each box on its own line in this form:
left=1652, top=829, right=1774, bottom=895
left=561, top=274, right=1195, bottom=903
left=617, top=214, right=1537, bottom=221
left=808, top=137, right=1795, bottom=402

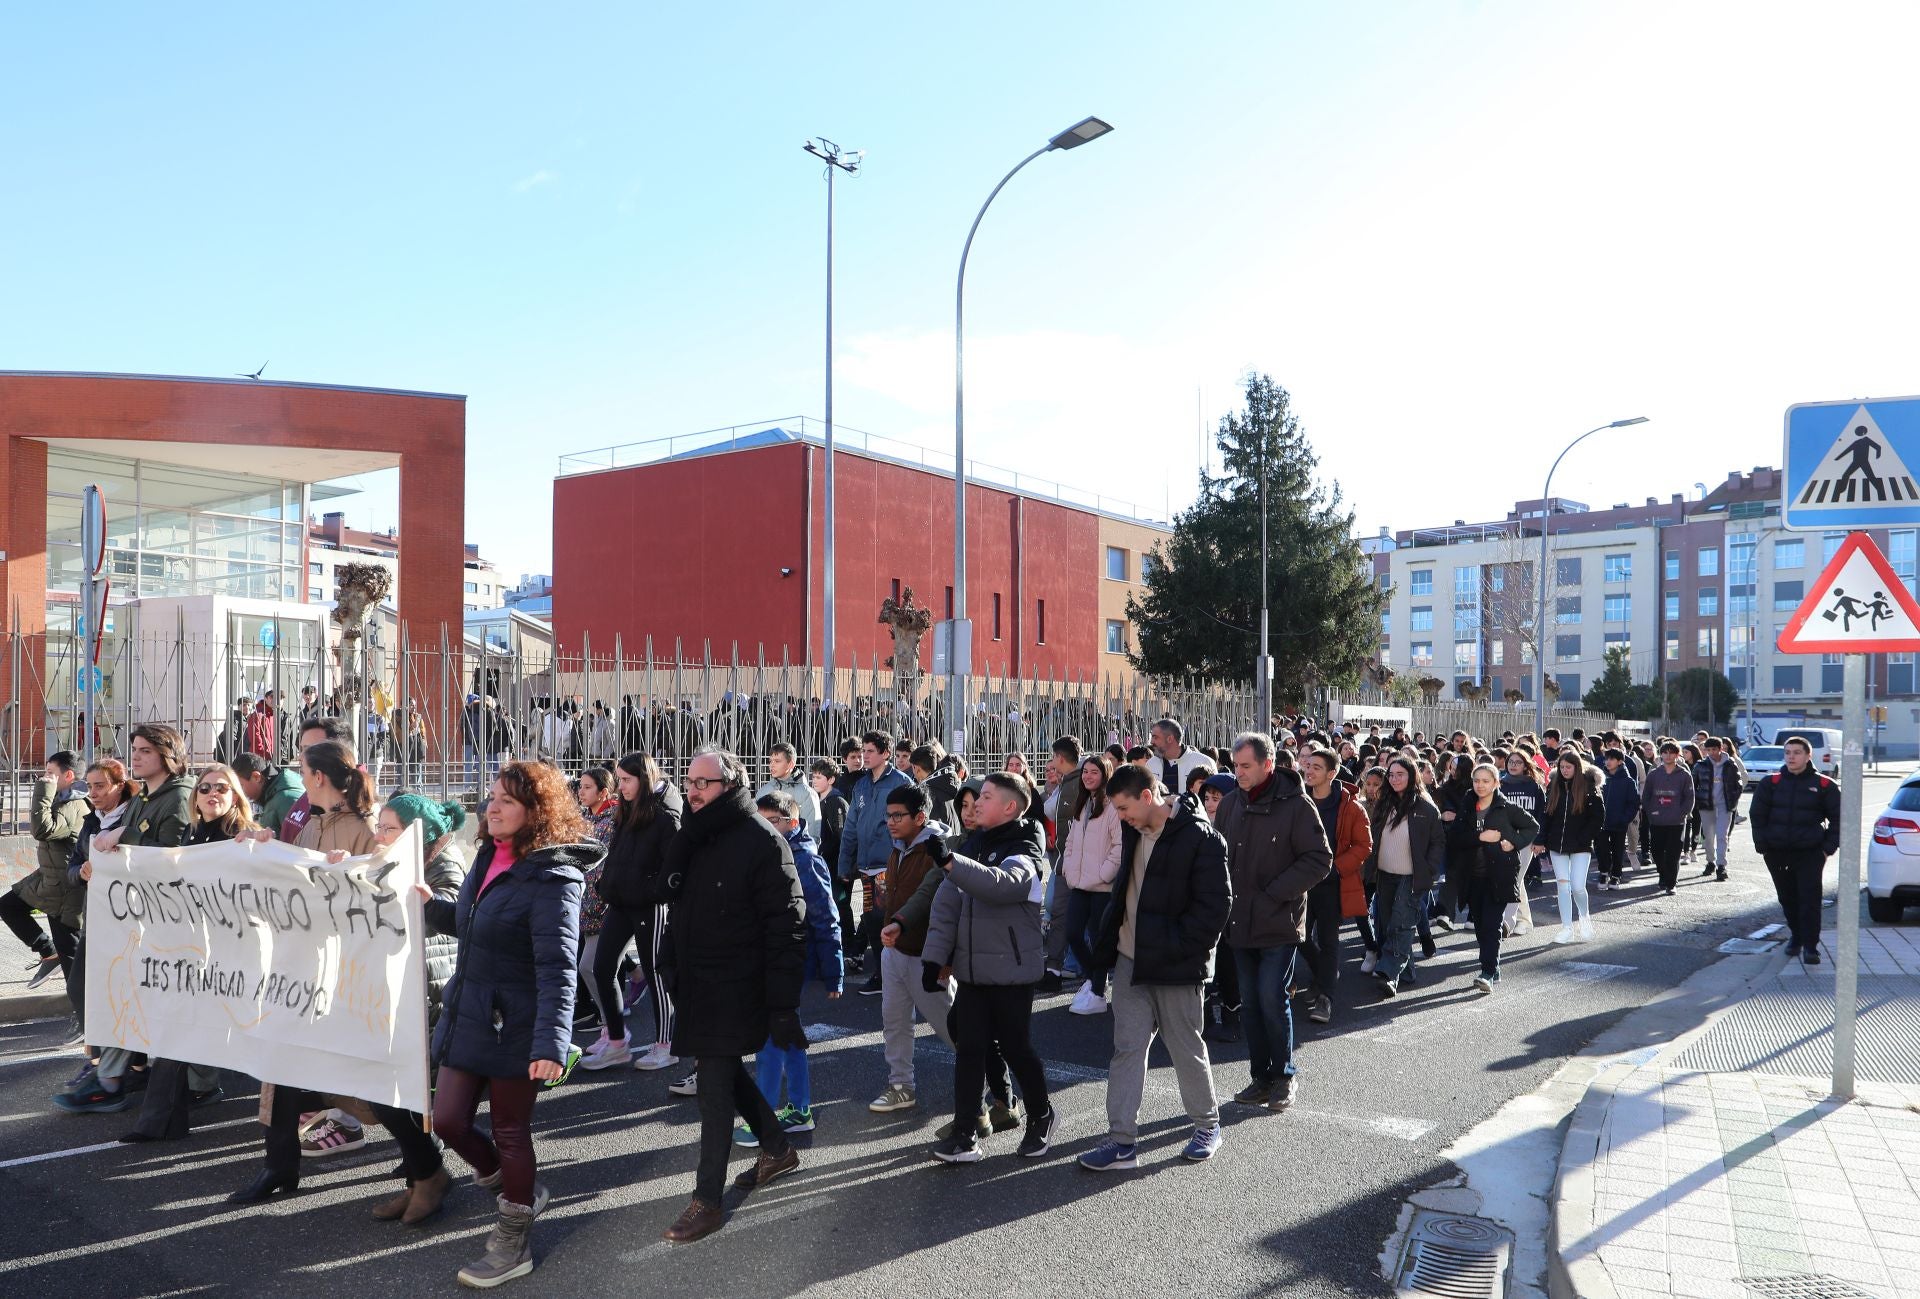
left=1068, top=985, right=1106, bottom=1016
left=734, top=1124, right=760, bottom=1148
left=987, top=1098, right=1025, bottom=1132
left=1553, top=926, right=1576, bottom=944
left=1804, top=948, right=1822, bottom=965
left=1715, top=868, right=1728, bottom=883
left=868, top=1084, right=917, bottom=1114
left=935, top=1113, right=994, bottom=1142
left=1663, top=887, right=1677, bottom=897
left=1078, top=1140, right=1138, bottom=1171
left=1377, top=976, right=1400, bottom=998
left=775, top=1105, right=815, bottom=1134
left=63, top=1061, right=97, bottom=1092
left=53, top=1080, right=132, bottom=1113
left=1036, top=970, right=1064, bottom=994
left=931, top=1133, right=983, bottom=1164
left=633, top=1044, right=680, bottom=1072
left=1181, top=1125, right=1223, bottom=1162
left=26, top=955, right=61, bottom=990
left=1472, top=975, right=1494, bottom=995
left=1233, top=1079, right=1272, bottom=1106
left=190, top=1086, right=225, bottom=1108
left=1359, top=952, right=1378, bottom=974
left=1018, top=1107, right=1059, bottom=1157
left=858, top=973, right=883, bottom=996
left=666, top=1070, right=699, bottom=1097
left=1596, top=878, right=1611, bottom=893
left=1267, top=1076, right=1298, bottom=1112
left=1419, top=937, right=1438, bottom=961
left=1307, top=994, right=1332, bottom=1025
left=584, top=1027, right=610, bottom=1054
left=1433, top=915, right=1456, bottom=934
left=59, top=1015, right=85, bottom=1049
left=1700, top=863, right=1717, bottom=878
left=1784, top=942, right=1803, bottom=957
left=1577, top=919, right=1594, bottom=942
left=581, top=1039, right=632, bottom=1071
left=300, top=1115, right=366, bottom=1156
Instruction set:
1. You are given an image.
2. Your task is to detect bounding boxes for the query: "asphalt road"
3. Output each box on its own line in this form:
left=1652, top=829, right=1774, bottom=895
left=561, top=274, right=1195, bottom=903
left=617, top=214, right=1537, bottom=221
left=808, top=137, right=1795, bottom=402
left=1, top=779, right=1907, bottom=1299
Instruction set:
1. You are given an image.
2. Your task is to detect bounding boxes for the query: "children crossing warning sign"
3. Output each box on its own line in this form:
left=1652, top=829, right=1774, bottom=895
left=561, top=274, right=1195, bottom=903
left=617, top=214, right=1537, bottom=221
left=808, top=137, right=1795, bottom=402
left=1784, top=396, right=1920, bottom=530
left=1777, top=531, right=1920, bottom=654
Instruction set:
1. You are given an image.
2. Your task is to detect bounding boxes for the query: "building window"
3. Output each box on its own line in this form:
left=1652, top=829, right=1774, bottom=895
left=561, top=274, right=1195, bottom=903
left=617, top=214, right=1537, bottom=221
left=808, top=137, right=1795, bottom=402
left=1698, top=589, right=1719, bottom=617
left=1605, top=631, right=1631, bottom=657
left=1773, top=539, right=1804, bottom=569
left=1603, top=554, right=1631, bottom=583
left=1410, top=607, right=1434, bottom=632
left=1556, top=596, right=1582, bottom=624
left=1665, top=630, right=1680, bottom=661
left=1411, top=641, right=1434, bottom=667
left=1823, top=533, right=1845, bottom=565
left=1139, top=553, right=1157, bottom=582
left=1664, top=591, right=1680, bottom=622
left=1377, top=573, right=1391, bottom=590
left=1664, top=550, right=1680, bottom=581
left=1773, top=580, right=1804, bottom=611
left=1490, top=568, right=1505, bottom=592
left=1729, top=665, right=1751, bottom=692
left=1698, top=627, right=1719, bottom=657
left=1105, top=547, right=1128, bottom=581
left=1104, top=619, right=1127, bottom=654
left=1454, top=641, right=1477, bottom=668
left=464, top=581, right=478, bottom=593
left=891, top=578, right=902, bottom=603
left=1555, top=634, right=1581, bottom=663
left=1821, top=653, right=1844, bottom=693
left=1698, top=547, right=1719, bottom=577
left=1772, top=664, right=1803, bottom=695
left=307, top=586, right=322, bottom=601
left=308, top=562, right=323, bottom=575
left=1604, top=595, right=1630, bottom=623
left=1891, top=652, right=1915, bottom=694
left=1409, top=569, right=1433, bottom=596
left=1556, top=672, right=1581, bottom=698
left=1491, top=640, right=1504, bottom=666
left=1036, top=599, right=1046, bottom=645
left=1555, top=557, right=1582, bottom=586
left=945, top=586, right=954, bottom=618
left=992, top=593, right=1003, bottom=640
left=1893, top=530, right=1917, bottom=595
left=1520, top=640, right=1534, bottom=665
left=1379, top=612, right=1391, bottom=636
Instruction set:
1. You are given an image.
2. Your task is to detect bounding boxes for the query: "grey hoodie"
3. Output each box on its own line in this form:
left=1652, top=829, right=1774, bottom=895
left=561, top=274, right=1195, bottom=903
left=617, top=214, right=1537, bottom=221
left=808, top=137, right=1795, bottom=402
left=754, top=769, right=822, bottom=836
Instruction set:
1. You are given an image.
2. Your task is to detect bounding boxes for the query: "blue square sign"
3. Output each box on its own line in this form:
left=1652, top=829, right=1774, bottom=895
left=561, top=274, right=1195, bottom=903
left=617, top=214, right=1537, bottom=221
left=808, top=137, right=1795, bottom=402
left=1783, top=396, right=1920, bottom=530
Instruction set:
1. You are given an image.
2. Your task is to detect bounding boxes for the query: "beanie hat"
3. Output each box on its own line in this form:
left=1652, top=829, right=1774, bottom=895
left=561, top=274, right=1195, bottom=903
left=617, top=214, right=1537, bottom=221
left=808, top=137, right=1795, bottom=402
left=384, top=792, right=467, bottom=844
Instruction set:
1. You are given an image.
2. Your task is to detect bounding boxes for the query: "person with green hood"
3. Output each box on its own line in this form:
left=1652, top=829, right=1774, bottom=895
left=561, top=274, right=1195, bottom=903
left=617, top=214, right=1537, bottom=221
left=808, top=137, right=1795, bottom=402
left=231, top=753, right=304, bottom=835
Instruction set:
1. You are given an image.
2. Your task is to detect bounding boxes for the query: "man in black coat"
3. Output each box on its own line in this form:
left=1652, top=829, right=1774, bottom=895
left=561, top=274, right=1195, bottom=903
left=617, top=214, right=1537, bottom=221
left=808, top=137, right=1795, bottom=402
left=1081, top=765, right=1232, bottom=1170
left=661, top=748, right=808, bottom=1245
left=1749, top=736, right=1842, bottom=965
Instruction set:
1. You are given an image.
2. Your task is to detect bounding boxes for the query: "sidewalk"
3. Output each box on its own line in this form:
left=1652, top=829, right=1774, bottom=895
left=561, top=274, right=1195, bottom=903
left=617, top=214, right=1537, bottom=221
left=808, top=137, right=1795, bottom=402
left=1553, top=927, right=1920, bottom=1299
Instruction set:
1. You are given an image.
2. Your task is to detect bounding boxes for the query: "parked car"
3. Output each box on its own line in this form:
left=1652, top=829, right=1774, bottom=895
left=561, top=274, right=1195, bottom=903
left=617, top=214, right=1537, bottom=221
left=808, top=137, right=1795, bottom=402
left=1867, top=776, right=1920, bottom=923
left=1739, top=745, right=1787, bottom=789
left=1773, top=727, right=1843, bottom=778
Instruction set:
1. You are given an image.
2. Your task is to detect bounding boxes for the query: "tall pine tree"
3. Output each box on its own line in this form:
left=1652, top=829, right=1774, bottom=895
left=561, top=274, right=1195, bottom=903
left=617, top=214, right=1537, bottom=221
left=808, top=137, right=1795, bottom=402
left=1126, top=373, right=1380, bottom=689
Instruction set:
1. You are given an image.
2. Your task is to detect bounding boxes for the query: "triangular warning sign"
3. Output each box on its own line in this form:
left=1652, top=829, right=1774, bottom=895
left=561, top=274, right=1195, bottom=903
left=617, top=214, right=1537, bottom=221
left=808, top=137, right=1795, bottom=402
left=1793, top=406, right=1920, bottom=507
left=1778, top=532, right=1920, bottom=654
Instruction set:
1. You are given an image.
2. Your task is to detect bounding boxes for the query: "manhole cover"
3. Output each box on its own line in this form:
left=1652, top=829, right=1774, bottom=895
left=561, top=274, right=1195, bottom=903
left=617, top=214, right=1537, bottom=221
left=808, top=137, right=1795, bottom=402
left=1394, top=1211, right=1512, bottom=1298
left=1740, top=1275, right=1883, bottom=1299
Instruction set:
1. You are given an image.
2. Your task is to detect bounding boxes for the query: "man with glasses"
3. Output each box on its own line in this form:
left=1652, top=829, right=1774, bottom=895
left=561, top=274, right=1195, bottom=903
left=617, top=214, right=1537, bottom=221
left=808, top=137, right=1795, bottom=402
left=661, top=748, right=808, bottom=1244
left=837, top=731, right=908, bottom=996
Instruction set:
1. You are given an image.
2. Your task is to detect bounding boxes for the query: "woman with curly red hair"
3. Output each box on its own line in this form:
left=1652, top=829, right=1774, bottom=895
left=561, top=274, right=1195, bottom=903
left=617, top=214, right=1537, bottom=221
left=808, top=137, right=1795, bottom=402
left=426, top=761, right=602, bottom=1288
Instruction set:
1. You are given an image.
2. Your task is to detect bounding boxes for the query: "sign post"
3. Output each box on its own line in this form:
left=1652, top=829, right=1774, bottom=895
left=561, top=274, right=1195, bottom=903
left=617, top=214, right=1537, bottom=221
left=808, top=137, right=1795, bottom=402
left=1774, top=528, right=1920, bottom=1099
left=79, top=485, right=107, bottom=765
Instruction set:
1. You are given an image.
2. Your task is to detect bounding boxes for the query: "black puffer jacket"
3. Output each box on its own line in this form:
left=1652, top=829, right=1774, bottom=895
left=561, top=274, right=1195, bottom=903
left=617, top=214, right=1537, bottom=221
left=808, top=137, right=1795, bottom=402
left=1215, top=766, right=1332, bottom=948
left=422, top=847, right=467, bottom=1025
left=1091, top=794, right=1231, bottom=985
left=1749, top=767, right=1842, bottom=856
left=661, top=785, right=806, bottom=1058
left=1461, top=791, right=1539, bottom=906
left=1539, top=772, right=1605, bottom=856
left=595, top=783, right=684, bottom=909
left=427, top=839, right=595, bottom=1076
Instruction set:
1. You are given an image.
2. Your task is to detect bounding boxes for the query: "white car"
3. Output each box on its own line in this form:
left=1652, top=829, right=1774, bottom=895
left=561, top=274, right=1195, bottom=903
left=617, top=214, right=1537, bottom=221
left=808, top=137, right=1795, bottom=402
left=1868, top=777, right=1920, bottom=923
left=1739, top=745, right=1786, bottom=789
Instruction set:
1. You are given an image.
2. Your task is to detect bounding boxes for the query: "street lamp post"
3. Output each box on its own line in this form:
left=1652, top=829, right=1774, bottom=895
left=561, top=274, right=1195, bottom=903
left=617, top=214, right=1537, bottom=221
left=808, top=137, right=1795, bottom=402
left=803, top=138, right=862, bottom=706
left=1534, top=417, right=1649, bottom=738
left=949, top=115, right=1113, bottom=754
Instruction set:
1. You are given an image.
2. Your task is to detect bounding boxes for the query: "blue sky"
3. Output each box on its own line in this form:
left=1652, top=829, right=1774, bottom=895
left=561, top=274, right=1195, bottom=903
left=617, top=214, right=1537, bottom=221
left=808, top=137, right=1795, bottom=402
left=5, top=2, right=1918, bottom=578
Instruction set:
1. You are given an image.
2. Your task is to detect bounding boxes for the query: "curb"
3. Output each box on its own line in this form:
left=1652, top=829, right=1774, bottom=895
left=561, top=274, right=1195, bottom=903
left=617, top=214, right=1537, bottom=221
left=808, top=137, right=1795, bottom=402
left=1545, top=948, right=1790, bottom=1299
left=0, top=989, right=70, bottom=1025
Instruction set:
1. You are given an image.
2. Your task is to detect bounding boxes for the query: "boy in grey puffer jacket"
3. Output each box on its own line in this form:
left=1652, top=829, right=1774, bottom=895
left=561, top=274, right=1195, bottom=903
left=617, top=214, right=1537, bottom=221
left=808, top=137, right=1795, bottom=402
left=920, top=774, right=1058, bottom=1163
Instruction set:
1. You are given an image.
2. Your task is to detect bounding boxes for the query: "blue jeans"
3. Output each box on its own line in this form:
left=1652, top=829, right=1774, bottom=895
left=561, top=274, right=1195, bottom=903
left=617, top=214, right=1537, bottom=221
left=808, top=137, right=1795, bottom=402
left=1374, top=873, right=1422, bottom=982
left=754, top=1037, right=810, bottom=1114
left=1232, top=944, right=1299, bottom=1082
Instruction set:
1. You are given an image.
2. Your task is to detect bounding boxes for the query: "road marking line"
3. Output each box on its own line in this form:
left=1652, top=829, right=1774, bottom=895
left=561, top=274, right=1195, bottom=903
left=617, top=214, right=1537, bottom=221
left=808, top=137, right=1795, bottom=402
left=0, top=1049, right=83, bottom=1069
left=0, top=1116, right=256, bottom=1170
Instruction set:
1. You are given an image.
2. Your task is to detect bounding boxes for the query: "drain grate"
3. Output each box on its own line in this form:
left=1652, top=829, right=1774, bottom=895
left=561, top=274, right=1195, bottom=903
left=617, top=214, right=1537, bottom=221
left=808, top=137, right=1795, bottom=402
left=1395, top=1211, right=1511, bottom=1298
left=1739, top=1274, right=1882, bottom=1299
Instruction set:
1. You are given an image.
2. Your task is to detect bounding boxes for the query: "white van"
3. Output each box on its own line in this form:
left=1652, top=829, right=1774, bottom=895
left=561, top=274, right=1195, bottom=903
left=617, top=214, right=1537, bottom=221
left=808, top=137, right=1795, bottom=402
left=1772, top=727, right=1843, bottom=777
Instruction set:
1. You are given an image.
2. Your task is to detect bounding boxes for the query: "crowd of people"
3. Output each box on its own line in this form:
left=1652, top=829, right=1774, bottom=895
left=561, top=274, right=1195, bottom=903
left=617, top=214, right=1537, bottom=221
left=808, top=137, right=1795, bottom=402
left=4, top=708, right=1844, bottom=1288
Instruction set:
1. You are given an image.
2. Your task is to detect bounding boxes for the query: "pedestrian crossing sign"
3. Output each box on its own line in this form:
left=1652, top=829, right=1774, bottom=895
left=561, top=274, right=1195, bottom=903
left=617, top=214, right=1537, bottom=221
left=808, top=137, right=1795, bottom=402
left=1783, top=396, right=1920, bottom=529
left=1777, top=531, right=1920, bottom=654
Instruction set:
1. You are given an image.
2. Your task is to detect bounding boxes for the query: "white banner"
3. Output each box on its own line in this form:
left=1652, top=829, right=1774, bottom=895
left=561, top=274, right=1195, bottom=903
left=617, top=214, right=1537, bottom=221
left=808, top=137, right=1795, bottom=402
left=85, top=825, right=431, bottom=1114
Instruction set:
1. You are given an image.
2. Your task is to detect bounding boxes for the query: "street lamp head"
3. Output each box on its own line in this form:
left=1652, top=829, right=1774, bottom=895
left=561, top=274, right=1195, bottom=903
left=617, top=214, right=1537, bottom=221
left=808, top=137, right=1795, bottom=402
left=1609, top=416, right=1650, bottom=428
left=1048, top=116, right=1114, bottom=151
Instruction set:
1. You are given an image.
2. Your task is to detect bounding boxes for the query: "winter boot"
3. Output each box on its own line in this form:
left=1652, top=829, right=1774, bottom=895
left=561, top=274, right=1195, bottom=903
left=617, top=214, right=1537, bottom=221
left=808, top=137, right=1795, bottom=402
left=455, top=1196, right=535, bottom=1288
